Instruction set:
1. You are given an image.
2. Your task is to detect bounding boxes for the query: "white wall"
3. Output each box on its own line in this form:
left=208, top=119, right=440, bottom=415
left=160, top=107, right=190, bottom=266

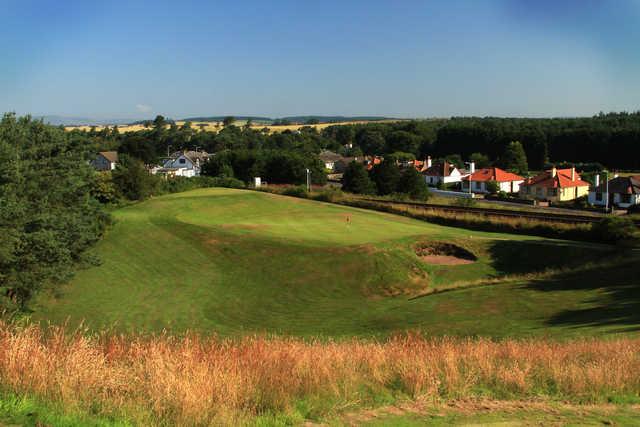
left=163, top=155, right=200, bottom=176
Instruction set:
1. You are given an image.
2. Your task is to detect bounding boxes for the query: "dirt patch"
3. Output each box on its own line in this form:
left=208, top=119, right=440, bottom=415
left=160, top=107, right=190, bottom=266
left=415, top=242, right=477, bottom=265
left=420, top=255, right=475, bottom=265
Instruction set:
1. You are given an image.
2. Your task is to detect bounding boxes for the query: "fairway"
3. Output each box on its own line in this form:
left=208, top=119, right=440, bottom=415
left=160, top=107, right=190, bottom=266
left=31, top=188, right=637, bottom=337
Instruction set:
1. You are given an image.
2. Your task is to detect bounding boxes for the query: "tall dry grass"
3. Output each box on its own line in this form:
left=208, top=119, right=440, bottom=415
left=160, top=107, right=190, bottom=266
left=0, top=322, right=638, bottom=425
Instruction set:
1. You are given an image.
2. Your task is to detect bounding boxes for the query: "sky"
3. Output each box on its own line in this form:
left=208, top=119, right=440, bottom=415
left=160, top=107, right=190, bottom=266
left=1, top=0, right=639, bottom=120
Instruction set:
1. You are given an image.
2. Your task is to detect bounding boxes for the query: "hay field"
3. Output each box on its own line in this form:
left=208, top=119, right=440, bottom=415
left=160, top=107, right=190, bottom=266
left=64, top=119, right=404, bottom=133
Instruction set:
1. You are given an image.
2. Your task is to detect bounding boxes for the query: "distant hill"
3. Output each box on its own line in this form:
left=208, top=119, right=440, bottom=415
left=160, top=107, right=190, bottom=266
left=179, top=115, right=394, bottom=125
left=280, top=115, right=392, bottom=124
left=180, top=116, right=273, bottom=124
left=36, top=116, right=139, bottom=126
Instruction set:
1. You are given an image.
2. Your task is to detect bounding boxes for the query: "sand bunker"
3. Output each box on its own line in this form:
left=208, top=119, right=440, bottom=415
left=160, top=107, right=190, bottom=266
left=415, top=242, right=477, bottom=265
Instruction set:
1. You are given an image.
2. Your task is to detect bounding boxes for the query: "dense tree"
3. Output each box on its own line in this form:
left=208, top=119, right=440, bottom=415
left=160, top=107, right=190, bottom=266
left=112, top=156, right=159, bottom=200
left=369, top=161, right=401, bottom=195
left=223, top=116, right=236, bottom=127
left=386, top=130, right=419, bottom=155
left=499, top=141, right=528, bottom=175
left=0, top=114, right=109, bottom=309
left=469, top=152, right=491, bottom=169
left=118, top=135, right=157, bottom=164
left=342, top=162, right=375, bottom=194
left=397, top=168, right=430, bottom=200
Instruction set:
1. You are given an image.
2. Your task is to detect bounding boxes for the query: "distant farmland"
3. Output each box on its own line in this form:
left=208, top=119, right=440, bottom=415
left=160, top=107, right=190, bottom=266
left=64, top=118, right=405, bottom=133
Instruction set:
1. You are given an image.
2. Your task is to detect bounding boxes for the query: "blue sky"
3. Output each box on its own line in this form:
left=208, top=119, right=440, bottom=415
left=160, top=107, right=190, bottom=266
left=1, top=0, right=639, bottom=119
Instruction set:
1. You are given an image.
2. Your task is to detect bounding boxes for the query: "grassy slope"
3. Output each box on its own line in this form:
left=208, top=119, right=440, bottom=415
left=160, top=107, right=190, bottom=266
left=31, top=188, right=638, bottom=338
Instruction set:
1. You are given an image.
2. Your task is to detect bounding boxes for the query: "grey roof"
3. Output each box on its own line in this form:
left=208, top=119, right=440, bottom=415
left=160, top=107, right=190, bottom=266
left=170, top=150, right=209, bottom=163
left=593, top=175, right=640, bottom=194
left=318, top=150, right=343, bottom=162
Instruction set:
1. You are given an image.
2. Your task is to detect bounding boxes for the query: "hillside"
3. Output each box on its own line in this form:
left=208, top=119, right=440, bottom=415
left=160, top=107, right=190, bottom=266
left=31, top=188, right=638, bottom=337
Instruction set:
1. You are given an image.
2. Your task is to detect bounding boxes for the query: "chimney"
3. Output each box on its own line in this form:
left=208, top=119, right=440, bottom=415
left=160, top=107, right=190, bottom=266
left=470, top=161, right=475, bottom=174
left=571, top=167, right=575, bottom=181
left=551, top=166, right=557, bottom=177
left=427, top=156, right=432, bottom=168
left=595, top=174, right=600, bottom=188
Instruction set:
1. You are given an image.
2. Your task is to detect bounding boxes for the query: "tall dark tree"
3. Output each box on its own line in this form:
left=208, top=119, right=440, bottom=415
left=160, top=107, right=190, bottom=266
left=223, top=116, right=236, bottom=127
left=370, top=161, right=401, bottom=195
left=397, top=167, right=430, bottom=200
left=499, top=141, right=528, bottom=175
left=342, top=161, right=375, bottom=194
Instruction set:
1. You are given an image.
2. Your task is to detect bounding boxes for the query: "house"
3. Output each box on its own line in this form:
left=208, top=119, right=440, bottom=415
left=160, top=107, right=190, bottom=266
left=422, top=157, right=464, bottom=186
left=158, top=150, right=209, bottom=177
left=462, top=167, right=524, bottom=194
left=91, top=151, right=118, bottom=171
left=318, top=150, right=344, bottom=171
left=588, top=174, right=640, bottom=209
left=519, top=167, right=590, bottom=202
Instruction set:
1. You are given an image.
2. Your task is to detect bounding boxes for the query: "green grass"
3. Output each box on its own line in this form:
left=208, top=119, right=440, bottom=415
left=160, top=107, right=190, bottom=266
left=358, top=406, right=640, bottom=426
left=0, top=392, right=131, bottom=427
left=30, top=188, right=638, bottom=338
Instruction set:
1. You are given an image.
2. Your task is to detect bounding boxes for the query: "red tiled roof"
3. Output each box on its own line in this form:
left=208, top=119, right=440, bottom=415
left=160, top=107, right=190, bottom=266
left=365, top=157, right=382, bottom=171
left=522, top=168, right=590, bottom=189
left=461, top=167, right=523, bottom=182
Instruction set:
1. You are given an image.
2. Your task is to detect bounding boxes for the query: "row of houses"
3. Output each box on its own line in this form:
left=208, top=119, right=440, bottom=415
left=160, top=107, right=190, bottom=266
left=94, top=149, right=640, bottom=209
left=321, top=150, right=639, bottom=208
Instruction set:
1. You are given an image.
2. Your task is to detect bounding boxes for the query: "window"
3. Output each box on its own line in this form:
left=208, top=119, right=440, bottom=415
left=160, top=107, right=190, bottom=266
left=595, top=192, right=602, bottom=201
left=621, top=194, right=631, bottom=204
left=179, top=158, right=186, bottom=164
left=548, top=188, right=557, bottom=197
left=536, top=187, right=544, bottom=196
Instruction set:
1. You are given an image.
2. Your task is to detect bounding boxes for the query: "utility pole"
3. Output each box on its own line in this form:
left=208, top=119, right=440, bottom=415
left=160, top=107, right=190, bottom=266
left=305, top=168, right=311, bottom=192
left=604, top=170, right=609, bottom=213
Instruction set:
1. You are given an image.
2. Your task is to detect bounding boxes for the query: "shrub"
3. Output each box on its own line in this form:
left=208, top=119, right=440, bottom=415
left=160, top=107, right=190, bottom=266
left=312, top=188, right=343, bottom=203
left=485, top=181, right=499, bottom=194
left=282, top=185, right=308, bottom=198
left=591, top=217, right=637, bottom=243
left=112, top=156, right=160, bottom=201
left=398, top=168, right=430, bottom=200
left=454, top=197, right=477, bottom=208
left=92, top=172, right=119, bottom=204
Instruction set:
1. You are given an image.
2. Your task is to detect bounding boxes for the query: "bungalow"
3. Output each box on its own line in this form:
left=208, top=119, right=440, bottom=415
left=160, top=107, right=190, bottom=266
left=318, top=150, right=344, bottom=171
left=461, top=167, right=524, bottom=194
left=422, top=158, right=464, bottom=186
left=91, top=151, right=118, bottom=171
left=519, top=167, right=590, bottom=202
left=158, top=150, right=209, bottom=177
left=588, top=174, right=640, bottom=209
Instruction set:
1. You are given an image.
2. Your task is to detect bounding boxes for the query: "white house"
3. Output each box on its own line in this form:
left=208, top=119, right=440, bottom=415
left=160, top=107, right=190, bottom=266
left=157, top=150, right=210, bottom=177
left=589, top=174, right=640, bottom=209
left=461, top=167, right=524, bottom=194
left=422, top=158, right=464, bottom=186
left=91, top=151, right=118, bottom=171
left=318, top=150, right=344, bottom=171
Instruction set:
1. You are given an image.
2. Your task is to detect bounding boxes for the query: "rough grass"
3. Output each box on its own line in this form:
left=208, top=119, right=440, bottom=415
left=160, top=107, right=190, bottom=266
left=0, top=323, right=638, bottom=426
left=28, top=188, right=634, bottom=338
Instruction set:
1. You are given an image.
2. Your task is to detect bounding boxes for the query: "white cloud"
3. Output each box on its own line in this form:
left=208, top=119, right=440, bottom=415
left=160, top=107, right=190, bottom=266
left=136, top=104, right=152, bottom=113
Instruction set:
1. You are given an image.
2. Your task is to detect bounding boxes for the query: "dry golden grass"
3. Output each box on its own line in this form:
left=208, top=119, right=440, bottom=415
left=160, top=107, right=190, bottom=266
left=64, top=119, right=404, bottom=134
left=0, top=322, right=638, bottom=425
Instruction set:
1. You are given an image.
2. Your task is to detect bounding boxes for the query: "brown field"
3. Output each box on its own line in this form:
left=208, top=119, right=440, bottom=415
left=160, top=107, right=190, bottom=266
left=1, top=322, right=638, bottom=425
left=64, top=119, right=405, bottom=134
